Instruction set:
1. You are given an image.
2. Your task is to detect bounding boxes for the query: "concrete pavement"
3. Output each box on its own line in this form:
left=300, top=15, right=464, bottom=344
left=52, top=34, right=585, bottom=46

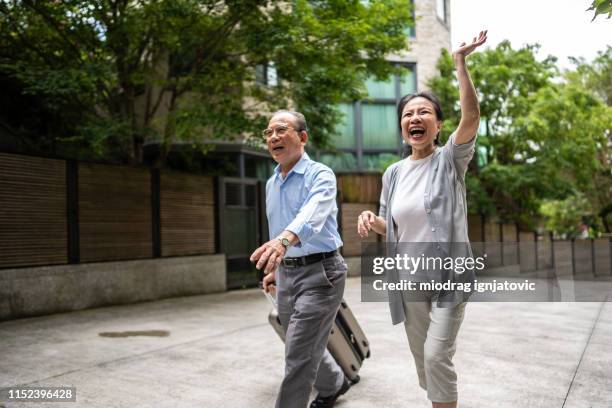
left=1, top=277, right=611, bottom=408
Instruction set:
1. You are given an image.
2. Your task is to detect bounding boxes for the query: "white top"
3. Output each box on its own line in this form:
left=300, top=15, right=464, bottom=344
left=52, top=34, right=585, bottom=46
left=391, top=152, right=435, bottom=243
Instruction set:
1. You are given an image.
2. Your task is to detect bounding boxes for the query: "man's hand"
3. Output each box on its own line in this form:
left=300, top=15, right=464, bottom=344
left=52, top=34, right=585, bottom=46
left=250, top=238, right=287, bottom=274
left=262, top=271, right=276, bottom=293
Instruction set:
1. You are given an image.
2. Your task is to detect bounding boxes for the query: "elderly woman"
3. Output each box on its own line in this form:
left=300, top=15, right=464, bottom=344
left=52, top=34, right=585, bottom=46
left=357, top=31, right=487, bottom=408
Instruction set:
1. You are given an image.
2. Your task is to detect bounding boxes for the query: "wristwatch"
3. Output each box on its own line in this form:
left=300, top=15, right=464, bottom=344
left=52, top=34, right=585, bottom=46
left=277, top=236, right=291, bottom=249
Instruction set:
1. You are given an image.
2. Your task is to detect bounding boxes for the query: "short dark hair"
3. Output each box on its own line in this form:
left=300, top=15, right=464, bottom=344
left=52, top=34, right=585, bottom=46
left=271, top=110, right=308, bottom=132
left=397, top=91, right=444, bottom=156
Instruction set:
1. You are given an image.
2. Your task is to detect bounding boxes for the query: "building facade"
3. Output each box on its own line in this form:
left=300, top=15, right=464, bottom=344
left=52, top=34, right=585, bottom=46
left=316, top=0, right=451, bottom=172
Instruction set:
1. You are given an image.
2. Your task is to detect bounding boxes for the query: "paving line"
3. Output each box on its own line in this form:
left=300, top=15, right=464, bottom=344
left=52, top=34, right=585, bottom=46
left=561, top=294, right=609, bottom=408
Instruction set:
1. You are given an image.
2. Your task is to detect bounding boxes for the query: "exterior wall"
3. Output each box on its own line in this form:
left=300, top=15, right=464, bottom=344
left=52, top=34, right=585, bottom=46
left=389, top=0, right=452, bottom=91
left=0, top=254, right=226, bottom=321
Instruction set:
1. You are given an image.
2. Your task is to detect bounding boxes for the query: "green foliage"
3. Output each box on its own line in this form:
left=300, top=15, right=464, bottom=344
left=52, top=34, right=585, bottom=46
left=567, top=46, right=612, bottom=106
left=378, top=153, right=402, bottom=171
left=587, top=0, right=612, bottom=21
left=516, top=78, right=611, bottom=234
left=0, top=0, right=414, bottom=163
left=540, top=193, right=602, bottom=238
left=429, top=41, right=612, bottom=232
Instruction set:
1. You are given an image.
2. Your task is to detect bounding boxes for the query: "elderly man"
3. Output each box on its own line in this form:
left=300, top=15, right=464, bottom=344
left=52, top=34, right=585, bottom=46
left=250, top=110, right=351, bottom=408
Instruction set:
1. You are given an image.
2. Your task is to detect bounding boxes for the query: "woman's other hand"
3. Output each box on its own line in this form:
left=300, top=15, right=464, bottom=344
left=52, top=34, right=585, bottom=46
left=357, top=210, right=384, bottom=237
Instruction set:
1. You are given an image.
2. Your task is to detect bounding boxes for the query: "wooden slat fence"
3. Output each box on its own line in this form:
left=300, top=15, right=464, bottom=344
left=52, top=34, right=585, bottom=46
left=337, top=173, right=381, bottom=204
left=0, top=152, right=217, bottom=269
left=79, top=163, right=153, bottom=262
left=0, top=153, right=67, bottom=267
left=341, top=203, right=377, bottom=257
left=1, top=153, right=609, bottom=279
left=160, top=172, right=215, bottom=256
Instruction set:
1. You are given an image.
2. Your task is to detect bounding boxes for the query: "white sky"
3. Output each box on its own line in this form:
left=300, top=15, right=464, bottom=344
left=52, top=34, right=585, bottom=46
left=451, top=0, right=611, bottom=70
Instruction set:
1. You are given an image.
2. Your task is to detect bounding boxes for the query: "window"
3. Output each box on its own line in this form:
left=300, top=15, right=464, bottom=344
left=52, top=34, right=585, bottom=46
left=406, top=0, right=416, bottom=37
left=255, top=62, right=278, bottom=86
left=436, top=0, right=446, bottom=23
left=319, top=64, right=417, bottom=172
left=362, top=104, right=397, bottom=150
left=319, top=152, right=358, bottom=172
left=365, top=77, right=396, bottom=99
left=400, top=68, right=417, bottom=96
left=334, top=103, right=356, bottom=149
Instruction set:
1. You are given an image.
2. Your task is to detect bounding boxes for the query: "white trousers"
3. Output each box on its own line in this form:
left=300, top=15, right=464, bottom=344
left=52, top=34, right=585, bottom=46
left=402, top=291, right=466, bottom=403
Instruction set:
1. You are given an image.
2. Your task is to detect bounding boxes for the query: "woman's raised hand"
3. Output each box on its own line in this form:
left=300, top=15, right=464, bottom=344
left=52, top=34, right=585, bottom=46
left=453, top=30, right=487, bottom=59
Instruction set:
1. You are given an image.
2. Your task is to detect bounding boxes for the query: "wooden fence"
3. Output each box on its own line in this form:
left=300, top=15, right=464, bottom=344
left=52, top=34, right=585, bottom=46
left=2, top=158, right=610, bottom=278
left=160, top=172, right=215, bottom=257
left=337, top=172, right=611, bottom=277
left=0, top=152, right=216, bottom=269
left=0, top=153, right=67, bottom=267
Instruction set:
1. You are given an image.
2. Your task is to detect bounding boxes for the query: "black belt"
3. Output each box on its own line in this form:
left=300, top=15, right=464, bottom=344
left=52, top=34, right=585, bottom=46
left=282, top=250, right=337, bottom=268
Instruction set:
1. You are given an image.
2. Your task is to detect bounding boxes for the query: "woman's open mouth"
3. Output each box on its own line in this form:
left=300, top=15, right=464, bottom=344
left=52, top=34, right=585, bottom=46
left=409, top=127, right=426, bottom=140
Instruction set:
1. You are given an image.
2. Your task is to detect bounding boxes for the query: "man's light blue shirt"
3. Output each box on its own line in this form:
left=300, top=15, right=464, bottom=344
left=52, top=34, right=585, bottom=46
left=266, top=152, right=343, bottom=258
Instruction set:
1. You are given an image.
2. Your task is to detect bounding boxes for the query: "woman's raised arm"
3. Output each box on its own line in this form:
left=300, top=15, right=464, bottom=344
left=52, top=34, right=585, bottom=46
left=452, top=30, right=487, bottom=145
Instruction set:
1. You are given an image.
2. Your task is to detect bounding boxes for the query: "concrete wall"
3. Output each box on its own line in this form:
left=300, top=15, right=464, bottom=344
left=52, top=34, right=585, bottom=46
left=594, top=238, right=612, bottom=277
left=552, top=239, right=612, bottom=278
left=0, top=254, right=226, bottom=321
left=389, top=0, right=452, bottom=91
left=537, top=233, right=553, bottom=270
left=553, top=241, right=573, bottom=277
left=519, top=232, right=536, bottom=273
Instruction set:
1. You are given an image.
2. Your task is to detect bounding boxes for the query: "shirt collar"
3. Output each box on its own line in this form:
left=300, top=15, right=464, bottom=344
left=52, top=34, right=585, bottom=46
left=273, top=152, right=310, bottom=180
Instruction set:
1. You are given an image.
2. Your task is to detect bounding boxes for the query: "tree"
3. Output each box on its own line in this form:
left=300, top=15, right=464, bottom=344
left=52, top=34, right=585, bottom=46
left=588, top=0, right=612, bottom=21
left=540, top=193, right=601, bottom=238
left=567, top=46, right=612, bottom=106
left=0, top=0, right=414, bottom=164
left=517, top=81, right=611, bottom=233
left=429, top=41, right=558, bottom=226
left=429, top=41, right=612, bottom=232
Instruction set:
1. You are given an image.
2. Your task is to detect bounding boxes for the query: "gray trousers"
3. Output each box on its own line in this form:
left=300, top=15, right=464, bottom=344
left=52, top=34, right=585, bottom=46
left=401, top=290, right=466, bottom=403
left=275, top=254, right=347, bottom=408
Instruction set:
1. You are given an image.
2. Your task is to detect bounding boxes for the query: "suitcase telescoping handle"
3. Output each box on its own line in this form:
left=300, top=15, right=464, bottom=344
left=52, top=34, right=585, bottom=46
left=259, top=282, right=278, bottom=308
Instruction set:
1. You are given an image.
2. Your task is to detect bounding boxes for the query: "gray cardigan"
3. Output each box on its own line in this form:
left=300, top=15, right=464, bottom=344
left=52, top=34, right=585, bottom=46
left=379, top=132, right=477, bottom=325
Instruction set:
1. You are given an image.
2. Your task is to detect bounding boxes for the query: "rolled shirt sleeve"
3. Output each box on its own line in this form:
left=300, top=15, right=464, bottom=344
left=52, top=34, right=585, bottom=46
left=285, top=168, right=337, bottom=246
left=447, top=131, right=477, bottom=178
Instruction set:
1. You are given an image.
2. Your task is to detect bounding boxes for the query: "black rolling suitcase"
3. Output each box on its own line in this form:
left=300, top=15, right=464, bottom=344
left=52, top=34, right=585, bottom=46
left=264, top=289, right=370, bottom=382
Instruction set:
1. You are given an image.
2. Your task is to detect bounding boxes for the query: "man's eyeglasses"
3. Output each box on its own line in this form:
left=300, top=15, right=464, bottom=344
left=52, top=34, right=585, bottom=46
left=262, top=124, right=299, bottom=140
